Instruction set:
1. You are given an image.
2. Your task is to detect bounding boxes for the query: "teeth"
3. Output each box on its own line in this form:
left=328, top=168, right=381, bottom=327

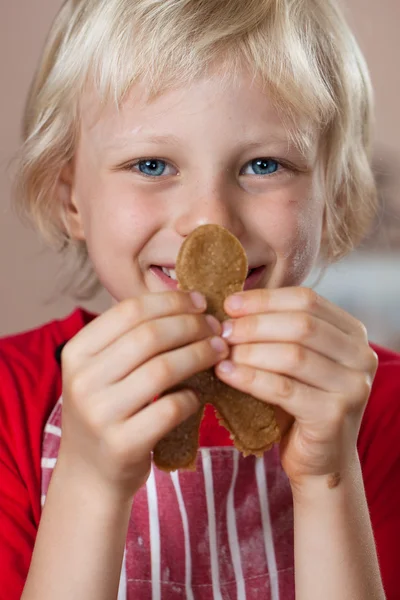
left=161, top=267, right=178, bottom=281
left=161, top=265, right=254, bottom=280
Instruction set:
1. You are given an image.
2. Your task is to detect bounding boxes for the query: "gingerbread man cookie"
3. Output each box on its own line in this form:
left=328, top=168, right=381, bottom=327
left=153, top=224, right=281, bottom=471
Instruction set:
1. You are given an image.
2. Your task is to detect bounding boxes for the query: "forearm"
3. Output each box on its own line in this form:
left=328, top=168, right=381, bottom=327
left=22, top=458, right=133, bottom=600
left=292, top=454, right=386, bottom=600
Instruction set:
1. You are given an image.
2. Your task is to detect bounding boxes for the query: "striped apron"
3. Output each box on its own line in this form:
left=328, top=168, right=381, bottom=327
left=41, top=397, right=295, bottom=599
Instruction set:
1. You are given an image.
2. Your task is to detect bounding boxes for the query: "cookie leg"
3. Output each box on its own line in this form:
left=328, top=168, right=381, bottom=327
left=204, top=374, right=281, bottom=456
left=153, top=405, right=205, bottom=472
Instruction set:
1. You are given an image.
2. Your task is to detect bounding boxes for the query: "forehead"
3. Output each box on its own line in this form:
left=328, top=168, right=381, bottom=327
left=78, top=69, right=316, bottom=157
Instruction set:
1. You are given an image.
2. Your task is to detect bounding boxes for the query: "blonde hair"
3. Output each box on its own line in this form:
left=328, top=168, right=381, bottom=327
left=14, top=0, right=377, bottom=298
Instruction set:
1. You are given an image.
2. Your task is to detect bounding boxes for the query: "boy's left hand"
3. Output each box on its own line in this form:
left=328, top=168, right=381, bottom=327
left=215, top=287, right=378, bottom=489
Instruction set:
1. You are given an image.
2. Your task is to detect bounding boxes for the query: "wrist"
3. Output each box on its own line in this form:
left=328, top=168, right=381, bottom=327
left=25, top=451, right=134, bottom=600
left=53, top=452, right=137, bottom=509
left=289, top=453, right=361, bottom=507
left=290, top=453, right=385, bottom=600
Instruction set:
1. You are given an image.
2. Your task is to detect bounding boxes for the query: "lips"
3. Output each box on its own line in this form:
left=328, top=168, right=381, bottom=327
left=243, top=265, right=266, bottom=290
left=150, top=264, right=266, bottom=290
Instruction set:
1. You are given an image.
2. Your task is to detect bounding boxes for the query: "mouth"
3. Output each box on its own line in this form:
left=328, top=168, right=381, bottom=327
left=150, top=264, right=266, bottom=290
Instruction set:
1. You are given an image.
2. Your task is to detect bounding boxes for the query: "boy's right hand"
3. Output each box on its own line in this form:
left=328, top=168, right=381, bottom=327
left=58, top=291, right=229, bottom=499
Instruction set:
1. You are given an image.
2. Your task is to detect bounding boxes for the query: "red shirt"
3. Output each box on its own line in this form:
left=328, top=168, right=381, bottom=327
left=0, top=308, right=399, bottom=599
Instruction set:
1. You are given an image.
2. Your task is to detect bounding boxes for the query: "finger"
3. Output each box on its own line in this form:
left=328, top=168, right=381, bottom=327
left=230, top=342, right=364, bottom=392
left=222, top=312, right=375, bottom=371
left=63, top=291, right=207, bottom=362
left=108, top=335, right=229, bottom=419
left=117, top=389, right=201, bottom=455
left=224, top=287, right=366, bottom=338
left=75, top=313, right=222, bottom=391
left=215, top=360, right=331, bottom=422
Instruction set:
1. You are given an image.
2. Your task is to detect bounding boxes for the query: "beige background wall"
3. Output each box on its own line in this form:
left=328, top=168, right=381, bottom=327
left=0, top=0, right=399, bottom=337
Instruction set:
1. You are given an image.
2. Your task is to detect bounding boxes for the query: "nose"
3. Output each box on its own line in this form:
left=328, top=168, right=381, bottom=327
left=174, top=181, right=245, bottom=240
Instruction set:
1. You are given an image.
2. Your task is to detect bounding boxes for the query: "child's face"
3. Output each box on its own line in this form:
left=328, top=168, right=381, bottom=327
left=64, top=69, right=324, bottom=302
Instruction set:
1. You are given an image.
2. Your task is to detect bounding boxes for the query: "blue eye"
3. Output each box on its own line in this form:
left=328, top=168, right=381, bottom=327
left=138, top=159, right=167, bottom=177
left=247, top=159, right=280, bottom=175
left=128, top=157, right=284, bottom=179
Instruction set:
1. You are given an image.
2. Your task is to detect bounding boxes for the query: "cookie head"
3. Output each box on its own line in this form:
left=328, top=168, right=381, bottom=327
left=176, top=224, right=248, bottom=321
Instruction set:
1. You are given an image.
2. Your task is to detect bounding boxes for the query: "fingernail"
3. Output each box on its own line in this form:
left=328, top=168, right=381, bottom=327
left=218, top=360, right=235, bottom=374
left=227, top=294, right=244, bottom=311
left=210, top=337, right=226, bottom=353
left=222, top=320, right=233, bottom=339
left=205, top=314, right=222, bottom=335
left=190, top=291, right=206, bottom=310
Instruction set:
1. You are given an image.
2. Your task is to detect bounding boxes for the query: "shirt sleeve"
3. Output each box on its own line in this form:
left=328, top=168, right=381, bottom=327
left=0, top=345, right=51, bottom=599
left=358, top=358, right=400, bottom=600
left=0, top=310, right=88, bottom=598
left=0, top=451, right=37, bottom=598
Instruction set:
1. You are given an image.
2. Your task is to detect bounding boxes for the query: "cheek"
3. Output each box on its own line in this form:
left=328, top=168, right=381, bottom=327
left=76, top=175, right=161, bottom=254
left=281, top=200, right=324, bottom=284
left=73, top=146, right=160, bottom=240
left=261, top=197, right=323, bottom=285
left=76, top=184, right=164, bottom=298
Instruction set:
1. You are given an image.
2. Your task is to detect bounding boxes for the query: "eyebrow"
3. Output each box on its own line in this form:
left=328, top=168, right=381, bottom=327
left=105, top=133, right=182, bottom=150
left=108, top=135, right=292, bottom=148
left=105, top=133, right=308, bottom=160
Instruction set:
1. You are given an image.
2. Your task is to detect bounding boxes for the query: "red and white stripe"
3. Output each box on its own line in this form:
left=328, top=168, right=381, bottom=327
left=170, top=470, right=195, bottom=600
left=41, top=398, right=295, bottom=599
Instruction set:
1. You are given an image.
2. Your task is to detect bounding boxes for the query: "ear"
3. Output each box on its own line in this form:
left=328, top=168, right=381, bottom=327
left=58, top=161, right=86, bottom=241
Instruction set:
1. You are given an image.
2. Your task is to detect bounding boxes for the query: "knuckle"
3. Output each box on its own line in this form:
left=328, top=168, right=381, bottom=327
left=69, top=371, right=89, bottom=400
left=242, top=315, right=260, bottom=338
left=163, top=292, right=180, bottom=312
left=286, top=344, right=306, bottom=370
left=297, top=287, right=319, bottom=310
left=230, top=344, right=247, bottom=363
left=118, top=298, right=141, bottom=324
left=276, top=375, right=294, bottom=399
left=193, top=339, right=212, bottom=364
left=295, top=313, right=316, bottom=341
left=154, top=356, right=174, bottom=384
left=357, top=321, right=369, bottom=341
left=352, top=373, right=372, bottom=400
left=187, top=314, right=207, bottom=337
left=368, top=349, right=379, bottom=374
left=139, top=322, right=160, bottom=348
left=159, top=396, right=183, bottom=423
left=60, top=341, right=76, bottom=369
left=86, top=404, right=108, bottom=437
left=168, top=291, right=190, bottom=312
left=253, top=289, right=266, bottom=307
left=241, top=365, right=258, bottom=385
